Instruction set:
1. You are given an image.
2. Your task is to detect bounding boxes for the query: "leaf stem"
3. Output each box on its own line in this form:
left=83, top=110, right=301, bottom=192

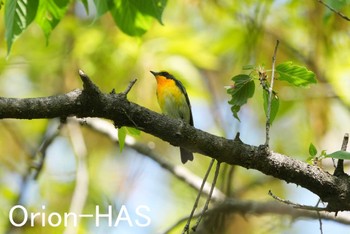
left=265, top=40, right=279, bottom=146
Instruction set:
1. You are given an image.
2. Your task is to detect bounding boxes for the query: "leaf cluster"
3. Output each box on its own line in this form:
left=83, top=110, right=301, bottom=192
left=3, top=0, right=167, bottom=54
left=227, top=62, right=317, bottom=122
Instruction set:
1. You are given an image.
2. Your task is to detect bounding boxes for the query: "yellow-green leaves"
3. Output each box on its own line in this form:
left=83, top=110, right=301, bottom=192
left=276, top=61, right=317, bottom=87
left=35, top=0, right=70, bottom=44
left=3, top=0, right=167, bottom=54
left=306, top=143, right=350, bottom=164
left=306, top=143, right=326, bottom=164
left=227, top=74, right=255, bottom=121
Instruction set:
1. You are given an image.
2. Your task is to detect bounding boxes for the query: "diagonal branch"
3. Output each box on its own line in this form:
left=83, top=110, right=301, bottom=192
left=0, top=71, right=350, bottom=212
left=317, top=0, right=350, bottom=21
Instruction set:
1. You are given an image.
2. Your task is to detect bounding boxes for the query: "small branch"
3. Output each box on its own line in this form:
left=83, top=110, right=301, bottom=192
left=317, top=211, right=323, bottom=234
left=192, top=161, right=221, bottom=231
left=334, top=133, right=349, bottom=176
left=122, top=79, right=137, bottom=96
left=268, top=190, right=327, bottom=212
left=182, top=158, right=215, bottom=234
left=317, top=0, right=350, bottom=21
left=32, top=121, right=61, bottom=179
left=164, top=198, right=350, bottom=234
left=206, top=199, right=350, bottom=224
left=265, top=40, right=279, bottom=145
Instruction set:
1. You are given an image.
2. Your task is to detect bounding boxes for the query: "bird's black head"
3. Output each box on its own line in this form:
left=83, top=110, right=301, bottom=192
left=150, top=71, right=175, bottom=80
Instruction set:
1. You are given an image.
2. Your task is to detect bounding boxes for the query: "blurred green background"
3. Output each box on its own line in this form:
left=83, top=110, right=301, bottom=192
left=1, top=0, right=350, bottom=233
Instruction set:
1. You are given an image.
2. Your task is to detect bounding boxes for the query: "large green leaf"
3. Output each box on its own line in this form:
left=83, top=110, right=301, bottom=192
left=227, top=74, right=255, bottom=121
left=326, top=150, right=350, bottom=160
left=35, top=0, right=70, bottom=43
left=110, top=0, right=167, bottom=36
left=263, top=90, right=279, bottom=124
left=276, top=61, right=317, bottom=87
left=5, top=0, right=39, bottom=53
left=93, top=0, right=113, bottom=18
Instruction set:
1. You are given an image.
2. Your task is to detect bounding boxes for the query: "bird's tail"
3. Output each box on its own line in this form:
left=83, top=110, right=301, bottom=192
left=180, top=147, right=194, bottom=164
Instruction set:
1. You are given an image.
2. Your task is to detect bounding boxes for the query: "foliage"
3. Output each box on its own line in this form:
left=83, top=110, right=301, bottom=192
left=226, top=74, right=255, bottom=121
left=307, top=143, right=350, bottom=164
left=276, top=61, right=317, bottom=87
left=326, top=150, right=350, bottom=160
left=226, top=63, right=317, bottom=122
left=3, top=0, right=167, bottom=53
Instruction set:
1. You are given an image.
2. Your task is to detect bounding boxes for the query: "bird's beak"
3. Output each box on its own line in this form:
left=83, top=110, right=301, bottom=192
left=150, top=71, right=158, bottom=77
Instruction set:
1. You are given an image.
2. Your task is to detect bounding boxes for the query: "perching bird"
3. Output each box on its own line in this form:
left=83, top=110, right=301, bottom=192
left=151, top=71, right=194, bottom=164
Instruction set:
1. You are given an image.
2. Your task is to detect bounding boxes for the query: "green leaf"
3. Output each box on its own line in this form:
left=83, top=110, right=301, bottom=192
left=263, top=90, right=279, bottom=124
left=81, top=0, right=89, bottom=14
left=326, top=150, right=350, bottom=160
left=242, top=65, right=254, bottom=70
left=227, top=74, right=255, bottom=121
left=35, top=0, right=70, bottom=43
left=126, top=127, right=141, bottom=136
left=276, top=61, right=317, bottom=87
left=118, top=127, right=127, bottom=152
left=93, top=0, right=113, bottom=18
left=110, top=0, right=167, bottom=36
left=308, top=143, right=317, bottom=157
left=5, top=0, right=39, bottom=54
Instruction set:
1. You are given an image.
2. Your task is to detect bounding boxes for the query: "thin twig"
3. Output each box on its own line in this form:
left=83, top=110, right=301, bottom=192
left=192, top=160, right=221, bottom=231
left=182, top=158, right=215, bottom=234
left=334, top=133, right=349, bottom=176
left=317, top=0, right=350, bottom=21
left=317, top=211, right=323, bottom=234
left=265, top=40, right=279, bottom=146
left=268, top=190, right=327, bottom=212
left=33, top=122, right=61, bottom=179
left=122, top=79, right=137, bottom=96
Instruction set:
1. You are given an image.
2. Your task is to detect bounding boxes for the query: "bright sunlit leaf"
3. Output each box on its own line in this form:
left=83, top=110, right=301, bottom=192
left=276, top=61, right=317, bottom=87
left=126, top=127, right=141, bottom=136
left=118, top=127, right=127, bottom=152
left=35, top=0, right=70, bottom=43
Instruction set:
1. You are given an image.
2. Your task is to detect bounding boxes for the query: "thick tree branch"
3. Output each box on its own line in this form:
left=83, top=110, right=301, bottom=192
left=0, top=72, right=350, bottom=212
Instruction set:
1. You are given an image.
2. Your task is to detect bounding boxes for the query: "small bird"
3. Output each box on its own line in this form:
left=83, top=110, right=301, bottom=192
left=151, top=71, right=194, bottom=164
